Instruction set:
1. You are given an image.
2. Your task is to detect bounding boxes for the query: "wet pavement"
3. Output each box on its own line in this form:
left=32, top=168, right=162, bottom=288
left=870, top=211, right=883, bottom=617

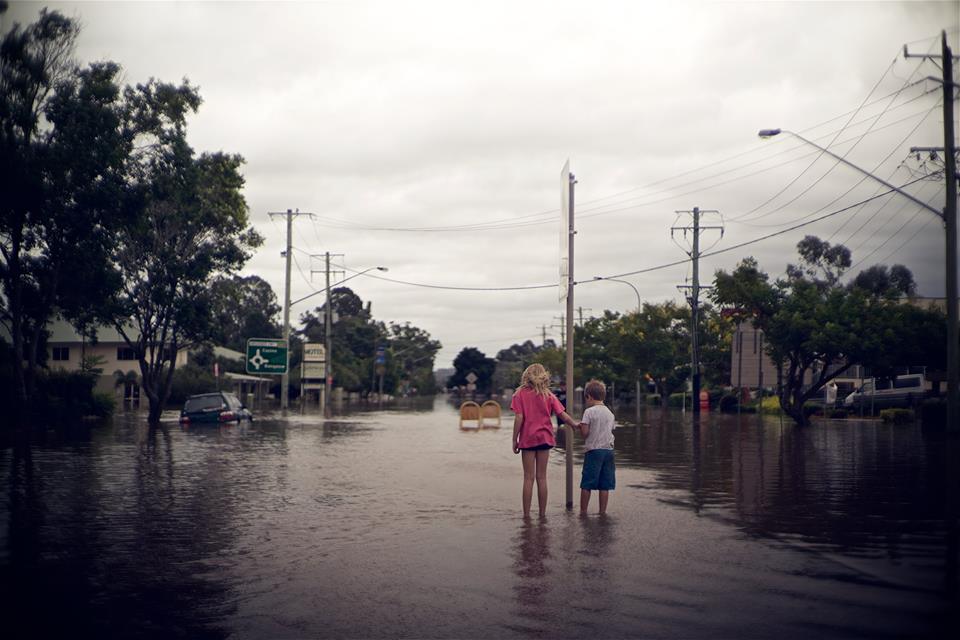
left=1, top=398, right=956, bottom=638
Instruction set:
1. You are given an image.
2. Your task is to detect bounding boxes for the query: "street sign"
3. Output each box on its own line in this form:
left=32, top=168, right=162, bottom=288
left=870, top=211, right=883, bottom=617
left=302, top=362, right=326, bottom=379
left=465, top=372, right=478, bottom=384
left=375, top=344, right=386, bottom=365
left=559, top=159, right=571, bottom=302
left=303, top=343, right=326, bottom=363
left=245, top=338, right=288, bottom=374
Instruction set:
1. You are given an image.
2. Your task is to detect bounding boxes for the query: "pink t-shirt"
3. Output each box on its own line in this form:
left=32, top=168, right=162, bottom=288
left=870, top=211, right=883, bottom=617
left=510, top=387, right=565, bottom=448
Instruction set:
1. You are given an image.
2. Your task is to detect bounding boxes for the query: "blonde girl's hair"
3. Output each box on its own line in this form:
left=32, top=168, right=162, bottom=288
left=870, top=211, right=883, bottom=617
left=519, top=363, right=551, bottom=396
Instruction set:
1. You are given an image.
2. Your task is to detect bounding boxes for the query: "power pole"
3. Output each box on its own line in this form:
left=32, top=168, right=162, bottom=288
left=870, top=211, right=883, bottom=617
left=577, top=306, right=593, bottom=326
left=268, top=208, right=313, bottom=411
left=310, top=252, right=344, bottom=413
left=673, top=207, right=723, bottom=417
left=905, top=32, right=959, bottom=431
left=552, top=315, right=566, bottom=345
left=564, top=167, right=576, bottom=510
left=539, top=324, right=549, bottom=347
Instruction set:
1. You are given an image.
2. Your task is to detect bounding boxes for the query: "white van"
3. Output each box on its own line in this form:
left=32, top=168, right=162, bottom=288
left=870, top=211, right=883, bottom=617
left=843, top=374, right=925, bottom=410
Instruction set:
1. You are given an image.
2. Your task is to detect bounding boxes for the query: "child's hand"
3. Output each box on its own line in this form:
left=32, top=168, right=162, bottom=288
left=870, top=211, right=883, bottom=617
left=513, top=442, right=520, bottom=454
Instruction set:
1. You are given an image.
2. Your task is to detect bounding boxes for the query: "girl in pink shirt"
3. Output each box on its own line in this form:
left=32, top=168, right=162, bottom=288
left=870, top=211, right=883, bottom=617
left=511, top=364, right=579, bottom=518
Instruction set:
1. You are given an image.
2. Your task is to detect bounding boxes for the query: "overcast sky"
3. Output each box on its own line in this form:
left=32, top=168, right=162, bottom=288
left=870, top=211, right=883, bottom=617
left=6, top=1, right=958, bottom=368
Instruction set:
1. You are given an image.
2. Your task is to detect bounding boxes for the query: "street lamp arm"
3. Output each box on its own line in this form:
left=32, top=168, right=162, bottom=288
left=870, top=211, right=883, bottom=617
left=758, top=128, right=943, bottom=219
left=290, top=266, right=388, bottom=307
left=592, top=276, right=642, bottom=313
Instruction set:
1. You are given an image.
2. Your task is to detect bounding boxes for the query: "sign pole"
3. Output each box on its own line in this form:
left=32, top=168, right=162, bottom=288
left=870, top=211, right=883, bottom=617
left=561, top=161, right=576, bottom=511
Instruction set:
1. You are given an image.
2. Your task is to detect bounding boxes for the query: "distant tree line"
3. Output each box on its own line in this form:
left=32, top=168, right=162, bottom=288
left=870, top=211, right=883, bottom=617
left=450, top=236, right=947, bottom=426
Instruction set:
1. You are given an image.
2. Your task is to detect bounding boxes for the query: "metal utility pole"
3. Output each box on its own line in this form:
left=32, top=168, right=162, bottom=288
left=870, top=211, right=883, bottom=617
left=268, top=208, right=313, bottom=411
left=564, top=168, right=576, bottom=510
left=905, top=31, right=959, bottom=431
left=324, top=252, right=344, bottom=413
left=539, top=324, right=549, bottom=346
left=673, top=207, right=723, bottom=417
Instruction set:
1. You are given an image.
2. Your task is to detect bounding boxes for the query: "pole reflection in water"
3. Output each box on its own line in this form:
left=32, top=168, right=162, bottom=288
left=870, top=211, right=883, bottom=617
left=512, top=519, right=552, bottom=613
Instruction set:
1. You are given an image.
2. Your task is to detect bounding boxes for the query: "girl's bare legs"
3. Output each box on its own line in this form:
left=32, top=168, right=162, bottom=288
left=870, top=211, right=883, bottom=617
left=598, top=490, right=609, bottom=514
left=521, top=450, right=536, bottom=517
left=535, top=449, right=550, bottom=516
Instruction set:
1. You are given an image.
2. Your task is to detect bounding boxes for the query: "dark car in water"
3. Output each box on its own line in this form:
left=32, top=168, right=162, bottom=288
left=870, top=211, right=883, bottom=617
left=179, top=391, right=253, bottom=425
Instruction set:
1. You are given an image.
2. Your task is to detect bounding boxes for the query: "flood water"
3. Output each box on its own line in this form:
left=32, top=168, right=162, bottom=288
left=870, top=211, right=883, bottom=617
left=1, top=398, right=957, bottom=638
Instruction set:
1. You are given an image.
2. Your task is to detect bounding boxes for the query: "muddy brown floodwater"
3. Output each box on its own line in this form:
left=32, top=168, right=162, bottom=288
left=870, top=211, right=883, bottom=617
left=1, top=397, right=957, bottom=638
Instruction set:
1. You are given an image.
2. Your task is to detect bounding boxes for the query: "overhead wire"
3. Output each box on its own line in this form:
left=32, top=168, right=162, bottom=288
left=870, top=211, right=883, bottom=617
left=301, top=85, right=937, bottom=234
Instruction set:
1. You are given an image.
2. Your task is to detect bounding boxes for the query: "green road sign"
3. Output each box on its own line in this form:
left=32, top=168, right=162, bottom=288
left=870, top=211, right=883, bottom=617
left=246, top=338, right=288, bottom=374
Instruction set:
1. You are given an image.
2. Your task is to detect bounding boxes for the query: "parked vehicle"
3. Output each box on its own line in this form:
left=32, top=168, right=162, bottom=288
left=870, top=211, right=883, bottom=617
left=842, top=374, right=926, bottom=410
left=179, top=391, right=253, bottom=425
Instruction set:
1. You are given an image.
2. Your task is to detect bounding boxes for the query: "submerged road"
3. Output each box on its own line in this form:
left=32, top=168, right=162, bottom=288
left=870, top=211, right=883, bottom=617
left=1, top=398, right=956, bottom=638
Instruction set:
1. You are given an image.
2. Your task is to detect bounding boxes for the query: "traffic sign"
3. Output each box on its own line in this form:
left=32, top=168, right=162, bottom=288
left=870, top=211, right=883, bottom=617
left=303, top=343, right=325, bottom=363
left=245, top=338, right=288, bottom=374
left=302, top=362, right=325, bottom=379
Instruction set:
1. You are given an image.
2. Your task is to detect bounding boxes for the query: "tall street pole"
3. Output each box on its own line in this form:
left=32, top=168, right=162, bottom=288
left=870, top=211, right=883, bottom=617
left=940, top=31, right=958, bottom=432
left=268, top=208, right=313, bottom=412
left=283, top=212, right=293, bottom=411
left=565, top=170, right=576, bottom=511
left=325, top=251, right=333, bottom=414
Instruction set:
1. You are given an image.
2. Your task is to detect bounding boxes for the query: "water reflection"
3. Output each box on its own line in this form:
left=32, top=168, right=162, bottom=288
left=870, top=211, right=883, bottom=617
left=512, top=518, right=552, bottom=613
left=613, top=407, right=959, bottom=595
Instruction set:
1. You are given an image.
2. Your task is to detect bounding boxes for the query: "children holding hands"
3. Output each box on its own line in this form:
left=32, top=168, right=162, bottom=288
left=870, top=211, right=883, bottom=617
left=511, top=366, right=616, bottom=517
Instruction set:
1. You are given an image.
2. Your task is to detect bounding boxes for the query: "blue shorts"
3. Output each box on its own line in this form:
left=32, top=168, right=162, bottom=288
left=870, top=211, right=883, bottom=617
left=581, top=449, right=615, bottom=491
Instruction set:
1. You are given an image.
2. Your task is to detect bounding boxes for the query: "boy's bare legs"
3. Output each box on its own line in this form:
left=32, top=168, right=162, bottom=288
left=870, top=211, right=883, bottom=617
left=521, top=450, right=536, bottom=517
left=535, top=449, right=550, bottom=517
left=598, top=490, right=609, bottom=514
left=580, top=488, right=591, bottom=513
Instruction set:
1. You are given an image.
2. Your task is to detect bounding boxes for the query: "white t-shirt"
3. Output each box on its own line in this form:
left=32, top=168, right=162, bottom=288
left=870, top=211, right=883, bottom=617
left=581, top=404, right=615, bottom=451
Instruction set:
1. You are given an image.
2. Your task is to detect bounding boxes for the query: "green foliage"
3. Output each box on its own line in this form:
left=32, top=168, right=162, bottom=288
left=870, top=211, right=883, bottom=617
left=0, top=11, right=130, bottom=416
left=297, top=287, right=440, bottom=396
left=880, top=408, right=916, bottom=425
left=758, top=396, right=783, bottom=414
left=209, top=274, right=281, bottom=352
left=711, top=235, right=942, bottom=426
left=33, top=369, right=113, bottom=422
left=167, top=363, right=217, bottom=405
left=449, top=347, right=496, bottom=393
left=826, top=408, right=848, bottom=419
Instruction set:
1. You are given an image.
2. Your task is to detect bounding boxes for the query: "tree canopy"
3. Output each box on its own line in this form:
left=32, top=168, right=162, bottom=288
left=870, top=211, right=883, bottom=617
left=712, top=236, right=944, bottom=425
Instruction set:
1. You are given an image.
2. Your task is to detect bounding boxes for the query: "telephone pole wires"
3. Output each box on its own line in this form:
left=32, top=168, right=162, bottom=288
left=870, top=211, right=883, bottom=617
left=268, top=208, right=314, bottom=412
left=673, top=207, right=723, bottom=417
left=904, top=31, right=959, bottom=431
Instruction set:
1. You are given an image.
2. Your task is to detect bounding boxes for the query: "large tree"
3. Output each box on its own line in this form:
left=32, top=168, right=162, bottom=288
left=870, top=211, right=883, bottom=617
left=0, top=11, right=137, bottom=417
left=110, top=80, right=262, bottom=423
left=209, top=274, right=281, bottom=352
left=712, top=236, right=942, bottom=425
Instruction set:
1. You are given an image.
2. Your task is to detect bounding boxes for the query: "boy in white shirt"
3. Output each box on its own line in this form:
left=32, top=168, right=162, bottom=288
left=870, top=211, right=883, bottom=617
left=574, top=380, right=616, bottom=514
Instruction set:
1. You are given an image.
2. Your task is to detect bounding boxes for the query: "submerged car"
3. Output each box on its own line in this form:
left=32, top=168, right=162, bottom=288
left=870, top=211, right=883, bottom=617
left=179, top=391, right=253, bottom=425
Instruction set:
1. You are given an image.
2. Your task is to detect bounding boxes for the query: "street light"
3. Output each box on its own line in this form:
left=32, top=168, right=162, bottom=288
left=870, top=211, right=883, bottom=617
left=593, top=276, right=643, bottom=406
left=592, top=276, right=641, bottom=313
left=285, top=266, right=387, bottom=411
left=759, top=126, right=957, bottom=429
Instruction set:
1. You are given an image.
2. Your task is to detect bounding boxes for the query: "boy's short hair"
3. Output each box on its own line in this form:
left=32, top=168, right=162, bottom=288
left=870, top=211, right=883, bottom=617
left=584, top=379, right=606, bottom=401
